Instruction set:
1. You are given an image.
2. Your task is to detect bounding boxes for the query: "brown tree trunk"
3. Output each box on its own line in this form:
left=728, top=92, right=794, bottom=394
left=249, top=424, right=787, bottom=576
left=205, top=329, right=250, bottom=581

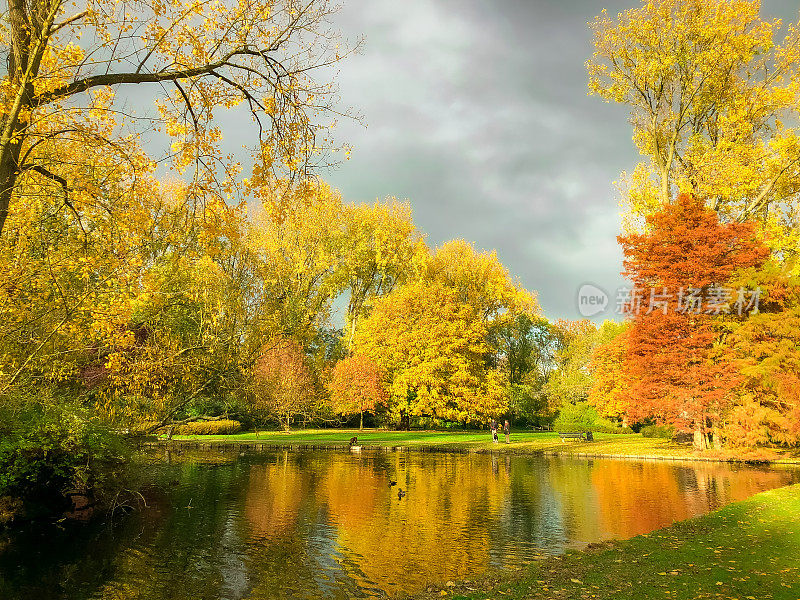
left=693, top=421, right=707, bottom=450
left=359, top=409, right=363, bottom=431
left=0, top=0, right=31, bottom=238
left=0, top=127, right=26, bottom=237
left=1, top=0, right=58, bottom=238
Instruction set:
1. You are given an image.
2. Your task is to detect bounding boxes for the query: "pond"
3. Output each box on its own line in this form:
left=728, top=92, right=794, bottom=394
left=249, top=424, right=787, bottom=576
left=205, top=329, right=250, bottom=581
left=1, top=448, right=797, bottom=599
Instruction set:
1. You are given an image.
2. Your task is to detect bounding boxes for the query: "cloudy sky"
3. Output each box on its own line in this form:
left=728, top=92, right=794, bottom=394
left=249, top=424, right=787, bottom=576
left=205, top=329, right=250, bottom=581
left=298, top=0, right=796, bottom=323
left=201, top=0, right=797, bottom=323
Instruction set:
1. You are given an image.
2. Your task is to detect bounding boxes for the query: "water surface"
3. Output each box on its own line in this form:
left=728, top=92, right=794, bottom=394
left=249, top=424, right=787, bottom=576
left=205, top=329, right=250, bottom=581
left=1, top=449, right=797, bottom=599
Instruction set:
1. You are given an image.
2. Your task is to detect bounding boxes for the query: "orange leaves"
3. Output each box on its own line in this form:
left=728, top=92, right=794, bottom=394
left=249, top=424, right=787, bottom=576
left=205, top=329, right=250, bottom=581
left=253, top=336, right=316, bottom=429
left=729, top=306, right=800, bottom=446
left=588, top=322, right=630, bottom=420
left=619, top=194, right=769, bottom=294
left=328, top=355, right=387, bottom=422
left=617, top=194, right=771, bottom=442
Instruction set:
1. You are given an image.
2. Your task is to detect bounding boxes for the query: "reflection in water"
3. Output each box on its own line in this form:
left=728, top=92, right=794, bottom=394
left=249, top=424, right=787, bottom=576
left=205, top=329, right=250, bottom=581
left=0, top=450, right=796, bottom=599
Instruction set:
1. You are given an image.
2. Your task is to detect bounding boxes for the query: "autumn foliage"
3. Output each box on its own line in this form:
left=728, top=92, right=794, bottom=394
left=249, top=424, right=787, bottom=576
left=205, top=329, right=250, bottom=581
left=253, top=337, right=316, bottom=431
left=329, top=355, right=388, bottom=429
left=354, top=280, right=508, bottom=426
left=617, top=194, right=769, bottom=448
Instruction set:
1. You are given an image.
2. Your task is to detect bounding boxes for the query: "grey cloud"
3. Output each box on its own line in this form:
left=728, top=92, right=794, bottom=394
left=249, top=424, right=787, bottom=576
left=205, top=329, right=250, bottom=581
left=124, top=0, right=800, bottom=322
left=322, top=0, right=800, bottom=321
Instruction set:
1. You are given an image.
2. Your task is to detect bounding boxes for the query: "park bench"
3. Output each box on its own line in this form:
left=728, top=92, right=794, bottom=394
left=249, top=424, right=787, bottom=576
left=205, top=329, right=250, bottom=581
left=558, top=431, right=593, bottom=442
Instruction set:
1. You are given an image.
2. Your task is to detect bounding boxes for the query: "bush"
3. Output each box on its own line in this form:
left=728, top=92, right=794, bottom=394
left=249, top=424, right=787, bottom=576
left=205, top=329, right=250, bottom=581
left=640, top=424, right=676, bottom=438
left=0, top=397, right=130, bottom=522
left=590, top=425, right=635, bottom=434
left=174, top=419, right=242, bottom=435
left=553, top=401, right=632, bottom=434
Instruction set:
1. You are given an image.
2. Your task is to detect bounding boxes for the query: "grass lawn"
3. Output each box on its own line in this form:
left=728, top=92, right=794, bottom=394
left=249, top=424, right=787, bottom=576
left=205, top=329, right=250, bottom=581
left=412, top=482, right=800, bottom=600
left=168, top=428, right=704, bottom=458
left=167, top=429, right=800, bottom=462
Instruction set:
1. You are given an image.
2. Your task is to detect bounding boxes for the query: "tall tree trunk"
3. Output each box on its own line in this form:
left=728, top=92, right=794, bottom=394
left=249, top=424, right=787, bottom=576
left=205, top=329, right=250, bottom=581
left=0, top=129, right=25, bottom=237
left=0, top=0, right=61, bottom=238
left=359, top=409, right=363, bottom=431
left=693, top=420, right=707, bottom=450
left=0, top=0, right=31, bottom=238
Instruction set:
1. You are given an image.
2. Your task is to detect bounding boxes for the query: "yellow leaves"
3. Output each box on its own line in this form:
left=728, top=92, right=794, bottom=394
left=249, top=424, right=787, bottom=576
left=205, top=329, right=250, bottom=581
left=423, top=239, right=540, bottom=322
left=355, top=280, right=506, bottom=424
left=104, top=352, right=125, bottom=374
left=589, top=0, right=800, bottom=223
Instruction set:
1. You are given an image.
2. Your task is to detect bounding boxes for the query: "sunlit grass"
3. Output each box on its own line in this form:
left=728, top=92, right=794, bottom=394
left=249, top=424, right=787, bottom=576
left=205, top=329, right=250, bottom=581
left=168, top=428, right=700, bottom=457
left=167, top=429, right=800, bottom=462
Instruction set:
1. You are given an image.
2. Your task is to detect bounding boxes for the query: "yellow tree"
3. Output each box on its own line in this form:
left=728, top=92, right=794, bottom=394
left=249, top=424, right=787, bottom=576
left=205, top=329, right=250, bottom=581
left=337, top=199, right=421, bottom=351
left=415, top=239, right=541, bottom=422
left=89, top=188, right=259, bottom=432
left=249, top=181, right=344, bottom=344
left=587, top=0, right=800, bottom=222
left=541, top=319, right=598, bottom=410
left=423, top=239, right=539, bottom=322
left=354, top=280, right=506, bottom=427
left=0, top=131, right=162, bottom=403
left=0, top=0, right=354, bottom=237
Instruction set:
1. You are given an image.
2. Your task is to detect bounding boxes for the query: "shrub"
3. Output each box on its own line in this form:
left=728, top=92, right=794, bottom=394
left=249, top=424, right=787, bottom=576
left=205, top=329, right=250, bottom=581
left=174, top=419, right=241, bottom=435
left=0, top=397, right=130, bottom=522
left=591, top=425, right=635, bottom=434
left=641, top=424, right=675, bottom=438
left=553, top=401, right=632, bottom=433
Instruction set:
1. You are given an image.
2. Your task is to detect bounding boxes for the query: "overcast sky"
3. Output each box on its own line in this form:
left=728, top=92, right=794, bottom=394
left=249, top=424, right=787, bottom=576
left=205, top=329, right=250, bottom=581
left=296, top=0, right=795, bottom=323
left=199, top=0, right=798, bottom=323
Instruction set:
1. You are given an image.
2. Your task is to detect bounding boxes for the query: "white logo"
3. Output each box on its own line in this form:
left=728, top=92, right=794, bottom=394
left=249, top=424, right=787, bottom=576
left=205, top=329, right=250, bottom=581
left=577, top=284, right=609, bottom=317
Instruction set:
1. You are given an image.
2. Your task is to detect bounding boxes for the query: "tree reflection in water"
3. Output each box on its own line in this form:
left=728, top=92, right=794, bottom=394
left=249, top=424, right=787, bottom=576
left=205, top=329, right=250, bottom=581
left=0, top=450, right=796, bottom=600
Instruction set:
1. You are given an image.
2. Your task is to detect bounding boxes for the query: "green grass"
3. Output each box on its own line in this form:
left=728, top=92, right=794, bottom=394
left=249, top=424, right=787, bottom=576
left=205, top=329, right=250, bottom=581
left=412, top=483, right=800, bottom=600
left=167, top=428, right=800, bottom=462
left=168, top=428, right=699, bottom=457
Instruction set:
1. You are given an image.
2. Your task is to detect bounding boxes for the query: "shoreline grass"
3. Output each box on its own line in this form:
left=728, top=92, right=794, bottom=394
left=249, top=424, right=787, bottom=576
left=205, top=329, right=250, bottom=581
left=164, top=429, right=800, bottom=464
left=406, top=482, right=800, bottom=600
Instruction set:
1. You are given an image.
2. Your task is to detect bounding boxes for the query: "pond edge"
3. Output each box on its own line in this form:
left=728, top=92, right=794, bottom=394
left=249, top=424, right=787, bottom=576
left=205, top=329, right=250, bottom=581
left=140, top=441, right=800, bottom=466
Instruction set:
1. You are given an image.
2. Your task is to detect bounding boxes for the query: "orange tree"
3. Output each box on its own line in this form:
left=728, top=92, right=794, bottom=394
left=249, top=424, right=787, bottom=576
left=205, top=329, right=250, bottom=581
left=587, top=321, right=630, bottom=425
left=726, top=257, right=800, bottom=448
left=252, top=336, right=316, bottom=430
left=618, top=193, right=768, bottom=449
left=328, top=355, right=388, bottom=430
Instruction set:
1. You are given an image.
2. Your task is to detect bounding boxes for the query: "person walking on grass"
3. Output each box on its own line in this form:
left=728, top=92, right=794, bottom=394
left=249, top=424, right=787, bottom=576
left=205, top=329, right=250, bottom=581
left=490, top=419, right=498, bottom=443
left=503, top=419, right=510, bottom=444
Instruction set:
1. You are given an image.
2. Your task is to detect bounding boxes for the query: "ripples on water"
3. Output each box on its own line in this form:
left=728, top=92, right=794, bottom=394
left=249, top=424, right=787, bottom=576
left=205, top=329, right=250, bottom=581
left=0, top=449, right=797, bottom=599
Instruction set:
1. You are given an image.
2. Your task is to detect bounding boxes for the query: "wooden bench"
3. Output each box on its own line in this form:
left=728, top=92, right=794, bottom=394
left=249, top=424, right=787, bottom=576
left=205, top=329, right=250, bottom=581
left=558, top=431, right=593, bottom=442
